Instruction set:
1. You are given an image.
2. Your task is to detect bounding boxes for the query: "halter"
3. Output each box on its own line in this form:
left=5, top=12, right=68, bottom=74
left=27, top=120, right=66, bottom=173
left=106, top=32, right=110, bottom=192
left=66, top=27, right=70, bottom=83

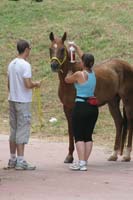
left=50, top=46, right=67, bottom=66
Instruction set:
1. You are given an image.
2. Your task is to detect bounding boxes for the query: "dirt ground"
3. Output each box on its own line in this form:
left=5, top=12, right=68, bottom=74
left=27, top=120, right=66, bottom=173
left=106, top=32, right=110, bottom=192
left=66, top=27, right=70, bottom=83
left=0, top=134, right=133, bottom=200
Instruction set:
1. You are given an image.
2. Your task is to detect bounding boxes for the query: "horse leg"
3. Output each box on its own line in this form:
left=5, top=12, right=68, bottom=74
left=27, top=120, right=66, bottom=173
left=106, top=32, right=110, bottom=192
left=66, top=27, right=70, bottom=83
left=63, top=105, right=74, bottom=163
left=120, top=96, right=133, bottom=162
left=120, top=107, right=128, bottom=155
left=121, top=115, right=133, bottom=162
left=121, top=132, right=132, bottom=161
left=107, top=96, right=123, bottom=161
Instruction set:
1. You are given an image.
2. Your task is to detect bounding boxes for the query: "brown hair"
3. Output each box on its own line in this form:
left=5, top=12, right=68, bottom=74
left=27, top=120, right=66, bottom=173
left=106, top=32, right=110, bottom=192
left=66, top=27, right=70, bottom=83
left=17, top=40, right=30, bottom=54
left=81, top=53, right=94, bottom=69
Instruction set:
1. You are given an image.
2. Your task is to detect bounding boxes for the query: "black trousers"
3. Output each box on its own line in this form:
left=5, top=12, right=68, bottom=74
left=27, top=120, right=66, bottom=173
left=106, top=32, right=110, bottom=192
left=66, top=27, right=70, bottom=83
left=72, top=102, right=99, bottom=143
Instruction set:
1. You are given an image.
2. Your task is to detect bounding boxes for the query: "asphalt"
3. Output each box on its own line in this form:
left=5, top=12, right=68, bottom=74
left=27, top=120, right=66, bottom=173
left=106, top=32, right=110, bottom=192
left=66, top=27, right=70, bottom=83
left=0, top=134, right=133, bottom=200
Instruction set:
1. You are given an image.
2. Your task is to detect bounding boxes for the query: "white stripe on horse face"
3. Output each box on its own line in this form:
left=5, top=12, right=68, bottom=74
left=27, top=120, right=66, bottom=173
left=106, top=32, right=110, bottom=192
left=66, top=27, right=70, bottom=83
left=54, top=43, right=57, bottom=48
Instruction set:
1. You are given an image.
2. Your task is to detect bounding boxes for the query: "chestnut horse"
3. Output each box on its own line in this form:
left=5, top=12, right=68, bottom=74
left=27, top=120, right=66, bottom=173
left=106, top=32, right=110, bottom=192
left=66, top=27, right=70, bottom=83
left=49, top=32, right=133, bottom=163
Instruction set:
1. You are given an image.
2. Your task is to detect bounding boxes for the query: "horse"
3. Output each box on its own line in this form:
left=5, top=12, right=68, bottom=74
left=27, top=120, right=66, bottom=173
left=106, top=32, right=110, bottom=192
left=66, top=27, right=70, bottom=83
left=49, top=32, right=133, bottom=163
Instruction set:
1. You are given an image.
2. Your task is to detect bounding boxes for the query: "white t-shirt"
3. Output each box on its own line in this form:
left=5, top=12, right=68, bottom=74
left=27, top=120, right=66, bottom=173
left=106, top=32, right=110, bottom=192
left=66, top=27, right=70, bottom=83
left=8, top=58, right=32, bottom=102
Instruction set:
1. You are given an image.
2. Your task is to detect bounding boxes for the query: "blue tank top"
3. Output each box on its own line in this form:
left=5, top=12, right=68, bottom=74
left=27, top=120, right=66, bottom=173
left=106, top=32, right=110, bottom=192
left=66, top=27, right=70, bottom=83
left=74, top=70, right=96, bottom=102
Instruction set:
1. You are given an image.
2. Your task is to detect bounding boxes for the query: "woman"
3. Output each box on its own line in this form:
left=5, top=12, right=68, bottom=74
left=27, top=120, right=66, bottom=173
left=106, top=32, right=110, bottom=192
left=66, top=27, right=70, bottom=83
left=65, top=44, right=99, bottom=171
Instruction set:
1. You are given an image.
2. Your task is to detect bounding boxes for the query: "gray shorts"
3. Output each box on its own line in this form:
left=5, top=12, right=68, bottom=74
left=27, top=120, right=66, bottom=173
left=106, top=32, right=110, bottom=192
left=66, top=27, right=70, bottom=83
left=9, top=101, right=31, bottom=144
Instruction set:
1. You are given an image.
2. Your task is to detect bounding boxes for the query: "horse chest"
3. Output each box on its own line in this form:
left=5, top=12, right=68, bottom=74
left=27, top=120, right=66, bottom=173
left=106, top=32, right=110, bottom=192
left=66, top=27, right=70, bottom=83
left=58, top=83, right=76, bottom=107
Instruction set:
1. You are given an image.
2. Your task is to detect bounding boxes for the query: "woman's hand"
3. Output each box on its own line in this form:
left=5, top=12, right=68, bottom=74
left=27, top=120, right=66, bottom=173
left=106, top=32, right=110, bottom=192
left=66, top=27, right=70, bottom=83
left=67, top=70, right=73, bottom=76
left=68, top=42, right=84, bottom=59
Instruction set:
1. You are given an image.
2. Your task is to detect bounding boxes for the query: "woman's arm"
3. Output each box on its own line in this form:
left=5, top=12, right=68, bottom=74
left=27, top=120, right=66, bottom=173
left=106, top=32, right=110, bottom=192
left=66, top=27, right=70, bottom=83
left=65, top=71, right=80, bottom=84
left=75, top=45, right=84, bottom=59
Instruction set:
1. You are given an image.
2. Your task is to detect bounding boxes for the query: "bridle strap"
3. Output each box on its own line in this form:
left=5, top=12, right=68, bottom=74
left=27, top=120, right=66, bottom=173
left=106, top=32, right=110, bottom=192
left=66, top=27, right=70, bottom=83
left=50, top=47, right=67, bottom=66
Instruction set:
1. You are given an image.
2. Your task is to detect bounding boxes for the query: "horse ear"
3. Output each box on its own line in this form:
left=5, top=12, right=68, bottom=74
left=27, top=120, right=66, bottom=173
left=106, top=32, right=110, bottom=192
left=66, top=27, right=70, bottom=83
left=49, top=32, right=54, bottom=41
left=62, top=32, right=67, bottom=43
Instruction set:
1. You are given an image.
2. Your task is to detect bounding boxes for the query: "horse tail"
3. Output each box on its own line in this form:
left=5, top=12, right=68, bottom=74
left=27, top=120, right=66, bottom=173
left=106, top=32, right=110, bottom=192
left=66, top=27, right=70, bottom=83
left=120, top=107, right=128, bottom=155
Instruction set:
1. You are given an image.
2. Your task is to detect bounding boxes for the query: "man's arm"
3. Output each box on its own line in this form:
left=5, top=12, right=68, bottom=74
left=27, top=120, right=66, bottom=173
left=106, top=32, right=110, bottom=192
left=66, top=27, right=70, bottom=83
left=24, top=78, right=41, bottom=89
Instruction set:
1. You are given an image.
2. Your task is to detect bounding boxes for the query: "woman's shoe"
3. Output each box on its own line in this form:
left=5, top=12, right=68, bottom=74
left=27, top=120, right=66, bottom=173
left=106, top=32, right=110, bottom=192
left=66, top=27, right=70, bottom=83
left=69, top=161, right=87, bottom=171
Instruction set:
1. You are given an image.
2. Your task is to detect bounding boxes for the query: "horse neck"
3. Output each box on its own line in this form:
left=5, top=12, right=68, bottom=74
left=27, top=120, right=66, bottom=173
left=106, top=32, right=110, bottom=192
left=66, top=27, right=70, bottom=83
left=58, top=59, right=70, bottom=82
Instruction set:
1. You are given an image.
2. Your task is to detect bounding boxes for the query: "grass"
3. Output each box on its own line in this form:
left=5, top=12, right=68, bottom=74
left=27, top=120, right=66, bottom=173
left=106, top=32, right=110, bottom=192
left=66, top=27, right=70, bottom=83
left=0, top=0, right=133, bottom=147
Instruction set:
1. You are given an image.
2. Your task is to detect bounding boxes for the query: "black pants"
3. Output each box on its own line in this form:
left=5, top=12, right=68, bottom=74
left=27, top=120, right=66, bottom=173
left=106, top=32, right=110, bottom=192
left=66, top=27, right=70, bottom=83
left=72, top=102, right=99, bottom=143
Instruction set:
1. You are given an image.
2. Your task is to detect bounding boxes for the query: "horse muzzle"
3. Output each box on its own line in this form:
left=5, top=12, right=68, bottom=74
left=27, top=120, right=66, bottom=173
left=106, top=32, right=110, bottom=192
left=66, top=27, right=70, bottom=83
left=51, top=62, right=59, bottom=72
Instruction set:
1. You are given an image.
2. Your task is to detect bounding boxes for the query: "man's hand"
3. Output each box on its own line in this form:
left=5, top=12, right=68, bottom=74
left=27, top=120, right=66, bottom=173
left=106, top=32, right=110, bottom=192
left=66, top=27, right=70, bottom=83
left=24, top=78, right=42, bottom=89
left=34, top=81, right=41, bottom=88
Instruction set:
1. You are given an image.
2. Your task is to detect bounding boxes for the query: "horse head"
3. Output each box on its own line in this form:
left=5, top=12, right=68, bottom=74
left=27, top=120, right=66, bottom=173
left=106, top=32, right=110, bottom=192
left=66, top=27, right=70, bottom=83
left=49, top=32, right=68, bottom=72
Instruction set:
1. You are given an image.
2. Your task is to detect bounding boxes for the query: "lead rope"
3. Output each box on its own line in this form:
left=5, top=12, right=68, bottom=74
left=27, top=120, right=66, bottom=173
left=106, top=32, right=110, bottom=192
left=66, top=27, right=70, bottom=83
left=32, top=77, right=47, bottom=134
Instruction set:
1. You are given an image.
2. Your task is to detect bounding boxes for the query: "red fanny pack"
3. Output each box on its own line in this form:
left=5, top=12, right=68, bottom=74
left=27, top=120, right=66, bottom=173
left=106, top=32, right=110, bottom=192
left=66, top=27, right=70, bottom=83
left=87, top=97, right=98, bottom=106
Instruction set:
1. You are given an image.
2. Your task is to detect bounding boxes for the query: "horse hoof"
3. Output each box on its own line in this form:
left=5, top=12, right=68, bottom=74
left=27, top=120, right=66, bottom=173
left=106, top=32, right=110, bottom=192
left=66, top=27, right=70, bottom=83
left=64, top=155, right=74, bottom=163
left=121, top=156, right=131, bottom=162
left=108, top=155, right=118, bottom=161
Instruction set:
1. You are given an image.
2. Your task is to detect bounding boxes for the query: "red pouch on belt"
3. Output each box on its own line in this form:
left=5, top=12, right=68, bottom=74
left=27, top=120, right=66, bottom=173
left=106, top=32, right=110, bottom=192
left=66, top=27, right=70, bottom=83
left=87, top=97, right=98, bottom=106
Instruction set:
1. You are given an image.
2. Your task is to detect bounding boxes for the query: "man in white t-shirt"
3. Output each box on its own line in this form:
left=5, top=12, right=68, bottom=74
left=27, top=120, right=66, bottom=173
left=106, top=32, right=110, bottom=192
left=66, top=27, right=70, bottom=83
left=7, top=39, right=41, bottom=170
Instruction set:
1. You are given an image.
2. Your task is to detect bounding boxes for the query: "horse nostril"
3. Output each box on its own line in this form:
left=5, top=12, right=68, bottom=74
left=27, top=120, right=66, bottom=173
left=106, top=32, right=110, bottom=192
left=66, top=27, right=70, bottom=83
left=51, top=62, right=59, bottom=72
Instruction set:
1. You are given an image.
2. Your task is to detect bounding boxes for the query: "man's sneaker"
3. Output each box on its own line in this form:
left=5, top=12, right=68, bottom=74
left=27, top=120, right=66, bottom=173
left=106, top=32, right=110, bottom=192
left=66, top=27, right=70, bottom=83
left=8, top=159, right=16, bottom=169
left=69, top=162, right=87, bottom=171
left=3, top=159, right=16, bottom=170
left=15, top=160, right=36, bottom=170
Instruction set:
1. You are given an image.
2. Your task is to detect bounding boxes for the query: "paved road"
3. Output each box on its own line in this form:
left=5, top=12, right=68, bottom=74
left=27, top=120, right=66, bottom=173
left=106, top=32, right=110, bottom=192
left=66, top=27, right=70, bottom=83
left=0, top=134, right=133, bottom=200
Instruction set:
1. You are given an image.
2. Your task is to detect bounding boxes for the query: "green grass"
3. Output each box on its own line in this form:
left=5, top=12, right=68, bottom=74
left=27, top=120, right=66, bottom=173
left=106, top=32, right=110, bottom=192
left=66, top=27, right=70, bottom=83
left=0, top=0, right=132, bottom=145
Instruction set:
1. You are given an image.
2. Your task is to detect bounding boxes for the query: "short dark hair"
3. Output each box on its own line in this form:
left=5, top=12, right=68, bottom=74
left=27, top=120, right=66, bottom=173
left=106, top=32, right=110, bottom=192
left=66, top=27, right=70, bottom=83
left=17, top=40, right=30, bottom=54
left=81, top=53, right=94, bottom=68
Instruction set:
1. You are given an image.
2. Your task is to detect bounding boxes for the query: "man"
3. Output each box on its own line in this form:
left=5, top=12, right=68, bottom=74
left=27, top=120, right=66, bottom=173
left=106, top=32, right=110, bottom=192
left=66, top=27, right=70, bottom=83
left=7, top=39, right=41, bottom=170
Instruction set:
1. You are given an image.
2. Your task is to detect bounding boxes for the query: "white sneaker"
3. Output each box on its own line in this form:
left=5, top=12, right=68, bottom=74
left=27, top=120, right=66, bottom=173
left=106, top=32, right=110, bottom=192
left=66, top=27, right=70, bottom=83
left=69, top=162, right=80, bottom=170
left=69, top=162, right=87, bottom=171
left=15, top=160, right=36, bottom=170
left=8, top=159, right=16, bottom=168
left=80, top=165, right=87, bottom=171
left=3, top=159, right=16, bottom=170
